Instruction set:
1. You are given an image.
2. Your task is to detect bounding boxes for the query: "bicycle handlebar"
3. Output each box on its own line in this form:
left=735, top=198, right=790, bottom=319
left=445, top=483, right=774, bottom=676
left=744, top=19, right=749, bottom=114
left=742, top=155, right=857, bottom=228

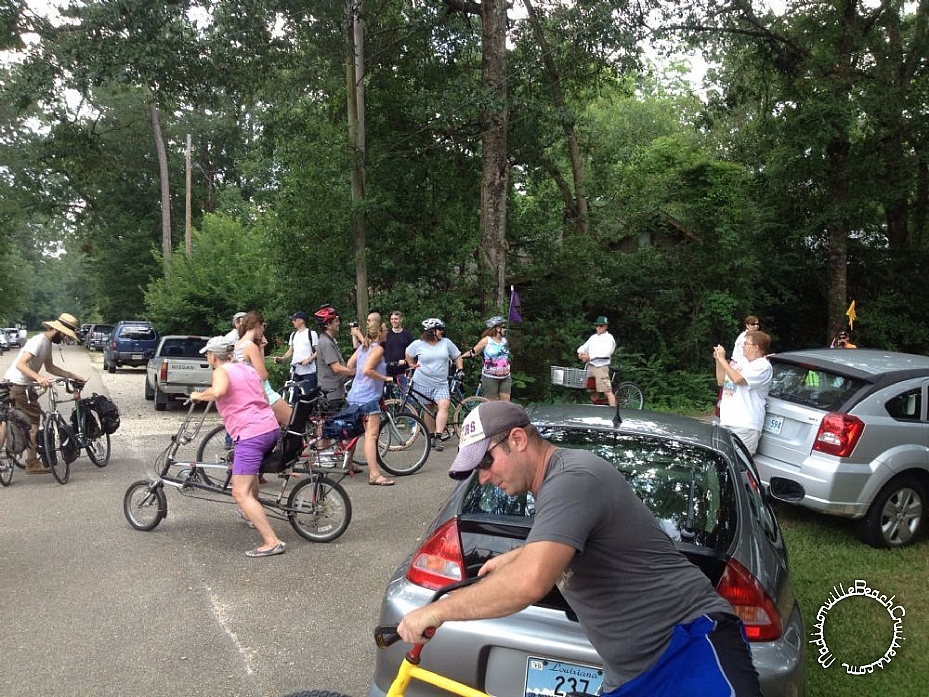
left=373, top=577, right=482, bottom=649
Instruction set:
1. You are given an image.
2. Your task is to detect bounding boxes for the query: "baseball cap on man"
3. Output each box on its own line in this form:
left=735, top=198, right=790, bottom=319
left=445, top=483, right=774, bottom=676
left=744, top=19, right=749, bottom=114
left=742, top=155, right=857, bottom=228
left=199, top=336, right=235, bottom=355
left=291, top=311, right=310, bottom=321
left=232, top=311, right=247, bottom=322
left=449, top=401, right=530, bottom=480
left=594, top=316, right=609, bottom=326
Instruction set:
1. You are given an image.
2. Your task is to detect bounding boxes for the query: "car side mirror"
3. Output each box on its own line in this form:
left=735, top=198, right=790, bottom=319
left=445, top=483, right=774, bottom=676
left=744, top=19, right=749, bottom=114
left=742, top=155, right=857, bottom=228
left=766, top=477, right=805, bottom=504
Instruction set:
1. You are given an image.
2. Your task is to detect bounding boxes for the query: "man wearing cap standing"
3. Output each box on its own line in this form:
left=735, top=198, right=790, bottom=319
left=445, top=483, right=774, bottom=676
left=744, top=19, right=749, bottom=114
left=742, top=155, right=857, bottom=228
left=577, top=316, right=617, bottom=407
left=273, top=311, right=319, bottom=394
left=3, top=312, right=87, bottom=474
left=224, top=312, right=247, bottom=343
left=398, top=401, right=762, bottom=697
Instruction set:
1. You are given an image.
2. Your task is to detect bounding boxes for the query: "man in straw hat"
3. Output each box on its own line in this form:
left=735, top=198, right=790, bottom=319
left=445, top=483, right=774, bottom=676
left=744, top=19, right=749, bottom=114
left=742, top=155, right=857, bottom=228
left=3, top=312, right=87, bottom=474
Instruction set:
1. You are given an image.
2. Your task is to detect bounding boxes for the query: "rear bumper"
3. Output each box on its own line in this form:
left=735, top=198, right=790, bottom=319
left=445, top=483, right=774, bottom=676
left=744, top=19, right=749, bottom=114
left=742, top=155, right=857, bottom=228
left=754, top=453, right=871, bottom=518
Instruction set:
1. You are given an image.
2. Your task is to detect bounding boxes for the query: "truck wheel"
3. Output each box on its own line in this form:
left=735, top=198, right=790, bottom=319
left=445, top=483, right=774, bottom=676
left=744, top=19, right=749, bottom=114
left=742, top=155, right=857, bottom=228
left=154, top=385, right=168, bottom=411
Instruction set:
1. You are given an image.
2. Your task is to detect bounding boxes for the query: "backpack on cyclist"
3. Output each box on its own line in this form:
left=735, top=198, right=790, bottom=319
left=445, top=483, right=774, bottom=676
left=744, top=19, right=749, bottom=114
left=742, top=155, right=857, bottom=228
left=4, top=406, right=32, bottom=455
left=322, top=404, right=366, bottom=440
left=72, top=398, right=102, bottom=439
left=87, top=394, right=120, bottom=434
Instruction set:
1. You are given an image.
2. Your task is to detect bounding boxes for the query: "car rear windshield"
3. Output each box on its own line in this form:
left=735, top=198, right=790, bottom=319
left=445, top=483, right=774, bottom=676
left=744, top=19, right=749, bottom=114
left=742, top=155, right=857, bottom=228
left=768, top=361, right=868, bottom=411
left=461, top=430, right=736, bottom=550
left=119, top=325, right=156, bottom=340
left=162, top=338, right=208, bottom=357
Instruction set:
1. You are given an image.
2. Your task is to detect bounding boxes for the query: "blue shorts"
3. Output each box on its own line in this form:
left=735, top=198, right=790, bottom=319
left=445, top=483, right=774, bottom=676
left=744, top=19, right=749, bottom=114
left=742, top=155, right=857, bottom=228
left=349, top=398, right=381, bottom=416
left=232, top=429, right=279, bottom=476
left=603, top=614, right=760, bottom=697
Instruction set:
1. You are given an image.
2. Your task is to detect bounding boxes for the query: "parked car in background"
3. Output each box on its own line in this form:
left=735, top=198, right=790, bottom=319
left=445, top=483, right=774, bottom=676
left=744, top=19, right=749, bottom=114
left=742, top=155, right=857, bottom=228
left=0, top=331, right=7, bottom=354
left=755, top=348, right=929, bottom=548
left=145, top=335, right=212, bottom=411
left=103, top=320, right=159, bottom=373
left=77, top=323, right=92, bottom=344
left=86, top=323, right=114, bottom=352
left=369, top=404, right=806, bottom=697
left=3, top=328, right=21, bottom=348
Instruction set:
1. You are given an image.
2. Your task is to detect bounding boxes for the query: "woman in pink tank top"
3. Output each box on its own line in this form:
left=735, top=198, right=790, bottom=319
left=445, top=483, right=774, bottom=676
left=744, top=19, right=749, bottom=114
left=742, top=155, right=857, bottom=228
left=191, top=336, right=286, bottom=558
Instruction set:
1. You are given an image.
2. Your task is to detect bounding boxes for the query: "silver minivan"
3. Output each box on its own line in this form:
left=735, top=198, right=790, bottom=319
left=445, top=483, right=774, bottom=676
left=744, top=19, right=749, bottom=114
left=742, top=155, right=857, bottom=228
left=755, top=348, right=929, bottom=548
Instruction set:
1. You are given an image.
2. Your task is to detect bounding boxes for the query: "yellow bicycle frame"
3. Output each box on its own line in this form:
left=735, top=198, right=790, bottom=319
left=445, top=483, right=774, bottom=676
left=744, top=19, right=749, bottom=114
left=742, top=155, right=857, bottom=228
left=386, top=643, right=491, bottom=697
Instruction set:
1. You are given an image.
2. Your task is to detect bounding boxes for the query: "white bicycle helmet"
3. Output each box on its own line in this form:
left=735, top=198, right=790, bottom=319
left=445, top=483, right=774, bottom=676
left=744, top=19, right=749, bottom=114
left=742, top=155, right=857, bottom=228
left=422, top=317, right=446, bottom=332
left=485, top=315, right=507, bottom=329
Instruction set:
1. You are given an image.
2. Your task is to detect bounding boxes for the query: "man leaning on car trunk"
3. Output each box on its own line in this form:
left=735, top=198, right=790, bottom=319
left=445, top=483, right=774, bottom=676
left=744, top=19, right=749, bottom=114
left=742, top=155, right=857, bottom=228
left=398, top=401, right=763, bottom=697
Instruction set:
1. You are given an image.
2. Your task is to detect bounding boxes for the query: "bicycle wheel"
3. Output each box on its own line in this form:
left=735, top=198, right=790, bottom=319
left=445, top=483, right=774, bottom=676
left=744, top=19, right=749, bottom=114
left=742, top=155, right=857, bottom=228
left=43, top=413, right=70, bottom=484
left=123, top=480, right=167, bottom=531
left=615, top=382, right=644, bottom=410
left=84, top=410, right=111, bottom=467
left=0, top=425, right=14, bottom=487
left=377, top=411, right=430, bottom=476
left=452, top=396, right=488, bottom=437
left=196, top=424, right=234, bottom=487
left=287, top=475, right=352, bottom=542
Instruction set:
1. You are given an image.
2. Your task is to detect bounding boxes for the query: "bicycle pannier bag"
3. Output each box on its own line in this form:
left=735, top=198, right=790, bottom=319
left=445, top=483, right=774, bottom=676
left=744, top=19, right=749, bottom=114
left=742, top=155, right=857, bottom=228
left=88, top=394, right=120, bottom=434
left=322, top=404, right=366, bottom=440
left=72, top=399, right=102, bottom=439
left=4, top=407, right=32, bottom=455
left=58, top=421, right=81, bottom=465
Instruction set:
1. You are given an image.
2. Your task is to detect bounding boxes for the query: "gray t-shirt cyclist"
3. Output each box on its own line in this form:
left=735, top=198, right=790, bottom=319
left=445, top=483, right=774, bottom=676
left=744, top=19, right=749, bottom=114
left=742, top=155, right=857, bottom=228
left=526, top=448, right=733, bottom=691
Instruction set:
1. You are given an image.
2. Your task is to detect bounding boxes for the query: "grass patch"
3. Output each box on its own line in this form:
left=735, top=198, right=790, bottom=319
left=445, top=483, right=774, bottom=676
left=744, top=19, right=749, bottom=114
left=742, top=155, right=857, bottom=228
left=773, top=503, right=929, bottom=696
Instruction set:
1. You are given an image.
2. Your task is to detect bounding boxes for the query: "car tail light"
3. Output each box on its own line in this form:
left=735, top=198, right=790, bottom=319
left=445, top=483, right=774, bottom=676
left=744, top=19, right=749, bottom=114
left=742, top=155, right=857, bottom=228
left=406, top=518, right=466, bottom=590
left=160, top=362, right=168, bottom=381
left=812, top=412, right=864, bottom=457
left=716, top=558, right=782, bottom=642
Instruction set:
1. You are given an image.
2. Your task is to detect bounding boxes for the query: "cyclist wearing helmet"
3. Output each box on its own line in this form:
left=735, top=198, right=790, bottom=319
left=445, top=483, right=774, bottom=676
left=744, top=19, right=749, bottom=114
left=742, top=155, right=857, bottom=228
left=314, top=305, right=353, bottom=408
left=405, top=318, right=464, bottom=451
left=462, top=316, right=511, bottom=401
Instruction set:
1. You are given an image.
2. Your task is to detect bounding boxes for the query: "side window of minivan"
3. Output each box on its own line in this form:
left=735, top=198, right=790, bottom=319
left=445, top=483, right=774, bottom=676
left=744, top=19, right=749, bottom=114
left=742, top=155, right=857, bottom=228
left=885, top=388, right=923, bottom=422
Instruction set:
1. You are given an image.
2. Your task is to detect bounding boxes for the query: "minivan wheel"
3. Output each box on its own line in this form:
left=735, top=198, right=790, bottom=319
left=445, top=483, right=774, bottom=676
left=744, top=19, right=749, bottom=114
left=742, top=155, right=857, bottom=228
left=108, top=360, right=117, bottom=374
left=857, top=474, right=926, bottom=548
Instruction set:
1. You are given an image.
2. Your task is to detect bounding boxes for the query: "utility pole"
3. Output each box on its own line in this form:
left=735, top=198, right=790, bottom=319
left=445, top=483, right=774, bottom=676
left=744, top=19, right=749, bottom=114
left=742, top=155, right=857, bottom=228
left=185, top=133, right=192, bottom=256
left=346, top=0, right=368, bottom=321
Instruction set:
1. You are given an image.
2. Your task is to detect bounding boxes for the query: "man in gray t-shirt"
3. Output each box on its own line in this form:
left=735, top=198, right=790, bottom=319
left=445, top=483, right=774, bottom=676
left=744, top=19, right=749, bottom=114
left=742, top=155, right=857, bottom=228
left=398, top=401, right=761, bottom=697
left=313, top=306, right=352, bottom=406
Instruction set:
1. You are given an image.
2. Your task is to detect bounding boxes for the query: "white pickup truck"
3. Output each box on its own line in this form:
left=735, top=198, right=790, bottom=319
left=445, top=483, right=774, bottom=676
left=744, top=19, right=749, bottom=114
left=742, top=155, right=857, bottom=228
left=144, top=335, right=213, bottom=411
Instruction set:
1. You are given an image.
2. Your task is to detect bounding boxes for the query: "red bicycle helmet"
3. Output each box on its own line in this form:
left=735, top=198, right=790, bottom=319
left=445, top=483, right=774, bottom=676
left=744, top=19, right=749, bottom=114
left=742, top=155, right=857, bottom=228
left=314, top=304, right=340, bottom=326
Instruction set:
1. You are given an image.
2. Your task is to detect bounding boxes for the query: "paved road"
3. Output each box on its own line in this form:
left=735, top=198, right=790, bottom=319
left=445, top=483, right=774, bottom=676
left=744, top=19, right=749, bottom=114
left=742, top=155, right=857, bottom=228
left=1, top=344, right=459, bottom=697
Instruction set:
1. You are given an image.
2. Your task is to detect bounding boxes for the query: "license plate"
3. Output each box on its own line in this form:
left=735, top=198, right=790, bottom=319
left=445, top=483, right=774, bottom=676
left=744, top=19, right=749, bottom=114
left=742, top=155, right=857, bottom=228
left=763, top=413, right=784, bottom=435
left=525, top=657, right=603, bottom=697
left=131, top=354, right=143, bottom=360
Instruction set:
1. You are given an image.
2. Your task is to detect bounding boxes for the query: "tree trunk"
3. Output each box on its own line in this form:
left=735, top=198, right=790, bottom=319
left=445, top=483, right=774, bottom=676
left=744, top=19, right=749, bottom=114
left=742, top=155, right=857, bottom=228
left=522, top=0, right=589, bottom=236
left=150, top=103, right=171, bottom=272
left=479, top=0, right=509, bottom=311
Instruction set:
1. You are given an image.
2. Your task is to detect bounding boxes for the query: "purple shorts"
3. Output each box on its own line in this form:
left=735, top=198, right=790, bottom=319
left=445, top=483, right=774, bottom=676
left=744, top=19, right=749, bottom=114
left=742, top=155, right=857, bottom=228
left=232, top=429, right=279, bottom=476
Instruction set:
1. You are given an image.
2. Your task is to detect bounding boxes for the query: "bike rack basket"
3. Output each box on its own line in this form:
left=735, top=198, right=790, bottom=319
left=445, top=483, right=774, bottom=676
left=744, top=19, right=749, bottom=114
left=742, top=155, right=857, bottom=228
left=550, top=365, right=588, bottom=388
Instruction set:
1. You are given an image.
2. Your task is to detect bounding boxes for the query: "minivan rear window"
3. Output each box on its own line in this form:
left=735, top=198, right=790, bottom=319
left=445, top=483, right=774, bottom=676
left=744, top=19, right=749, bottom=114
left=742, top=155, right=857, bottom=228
left=461, top=430, right=736, bottom=549
left=768, top=362, right=867, bottom=411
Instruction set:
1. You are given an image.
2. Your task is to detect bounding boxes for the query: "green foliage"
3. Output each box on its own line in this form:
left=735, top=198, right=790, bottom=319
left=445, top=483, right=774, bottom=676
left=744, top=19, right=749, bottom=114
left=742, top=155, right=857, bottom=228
left=144, top=213, right=275, bottom=335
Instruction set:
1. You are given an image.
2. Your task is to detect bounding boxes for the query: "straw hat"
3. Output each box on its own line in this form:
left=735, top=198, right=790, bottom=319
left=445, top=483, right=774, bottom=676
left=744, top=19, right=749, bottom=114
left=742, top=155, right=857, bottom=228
left=42, top=312, right=79, bottom=341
